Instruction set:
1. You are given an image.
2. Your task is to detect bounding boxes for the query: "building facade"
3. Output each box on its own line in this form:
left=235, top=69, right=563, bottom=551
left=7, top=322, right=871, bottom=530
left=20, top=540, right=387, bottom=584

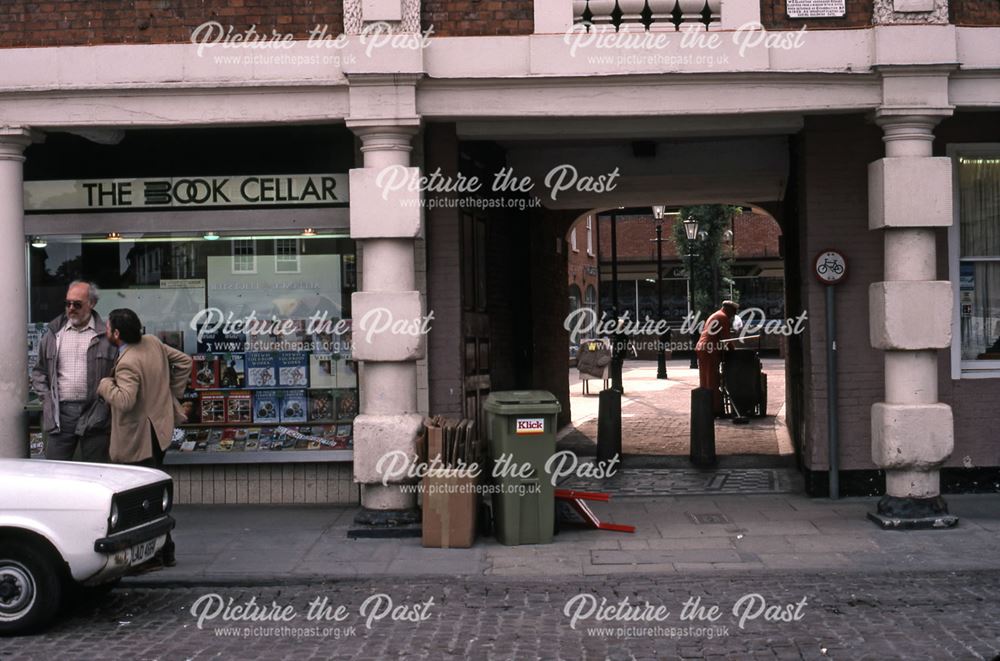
left=2, top=0, right=999, bottom=527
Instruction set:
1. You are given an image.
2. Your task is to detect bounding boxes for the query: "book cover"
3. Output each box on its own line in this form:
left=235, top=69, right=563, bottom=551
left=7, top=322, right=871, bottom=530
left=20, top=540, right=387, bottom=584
left=245, top=428, right=261, bottom=451
left=215, top=428, right=236, bottom=452
left=196, top=326, right=247, bottom=353
left=309, top=353, right=337, bottom=389
left=335, top=390, right=358, bottom=421
left=335, top=358, right=358, bottom=389
left=308, top=389, right=335, bottom=422
left=257, top=428, right=274, bottom=450
left=219, top=353, right=247, bottom=388
left=178, top=389, right=201, bottom=424
left=280, top=389, right=308, bottom=423
left=200, top=391, right=226, bottom=423
left=276, top=351, right=310, bottom=387
left=252, top=390, right=279, bottom=424
left=245, top=352, right=277, bottom=388
left=180, top=439, right=197, bottom=452
left=192, top=354, right=221, bottom=389
left=226, top=390, right=252, bottom=424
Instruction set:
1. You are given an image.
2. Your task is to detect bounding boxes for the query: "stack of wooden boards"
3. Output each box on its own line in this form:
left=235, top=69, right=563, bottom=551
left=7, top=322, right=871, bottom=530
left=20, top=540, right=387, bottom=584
left=419, top=416, right=482, bottom=548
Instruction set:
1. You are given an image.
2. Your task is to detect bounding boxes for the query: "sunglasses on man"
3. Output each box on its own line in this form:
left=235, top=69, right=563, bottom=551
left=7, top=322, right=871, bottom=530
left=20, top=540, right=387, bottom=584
left=65, top=300, right=85, bottom=310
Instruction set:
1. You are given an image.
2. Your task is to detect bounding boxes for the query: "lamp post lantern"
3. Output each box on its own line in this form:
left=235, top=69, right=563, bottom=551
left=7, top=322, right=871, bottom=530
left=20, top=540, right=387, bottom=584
left=651, top=205, right=668, bottom=379
left=682, top=215, right=700, bottom=369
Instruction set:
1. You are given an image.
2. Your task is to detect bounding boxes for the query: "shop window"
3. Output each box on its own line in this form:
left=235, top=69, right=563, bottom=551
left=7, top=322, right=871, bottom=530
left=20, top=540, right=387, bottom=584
left=27, top=233, right=359, bottom=462
left=950, top=147, right=1000, bottom=378
left=232, top=239, right=257, bottom=274
left=274, top=238, right=301, bottom=274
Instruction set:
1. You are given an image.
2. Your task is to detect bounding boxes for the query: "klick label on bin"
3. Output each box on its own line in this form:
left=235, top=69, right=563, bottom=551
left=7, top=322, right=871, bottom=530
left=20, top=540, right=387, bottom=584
left=515, top=418, right=545, bottom=435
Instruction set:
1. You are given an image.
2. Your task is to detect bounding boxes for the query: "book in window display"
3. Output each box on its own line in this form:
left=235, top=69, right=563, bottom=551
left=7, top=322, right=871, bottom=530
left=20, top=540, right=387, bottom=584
left=336, top=357, right=357, bottom=389
left=309, top=352, right=337, bottom=388
left=179, top=389, right=201, bottom=424
left=277, top=351, right=310, bottom=387
left=308, top=389, right=335, bottom=422
left=252, top=390, right=280, bottom=424
left=335, top=423, right=353, bottom=448
left=245, top=428, right=261, bottom=451
left=246, top=352, right=277, bottom=388
left=280, top=389, right=308, bottom=423
left=192, top=354, right=221, bottom=389
left=226, top=390, right=252, bottom=424
left=258, top=428, right=275, bottom=450
left=219, top=353, right=246, bottom=388
left=335, top=390, right=358, bottom=421
left=200, top=391, right=226, bottom=423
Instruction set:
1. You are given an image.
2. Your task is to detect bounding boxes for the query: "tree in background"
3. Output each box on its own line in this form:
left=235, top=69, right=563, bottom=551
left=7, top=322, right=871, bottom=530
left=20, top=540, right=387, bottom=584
left=673, top=204, right=741, bottom=318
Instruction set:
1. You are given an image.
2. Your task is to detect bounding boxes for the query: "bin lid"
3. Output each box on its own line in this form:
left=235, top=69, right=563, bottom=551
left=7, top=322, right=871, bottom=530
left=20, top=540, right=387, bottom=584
left=483, top=390, right=562, bottom=414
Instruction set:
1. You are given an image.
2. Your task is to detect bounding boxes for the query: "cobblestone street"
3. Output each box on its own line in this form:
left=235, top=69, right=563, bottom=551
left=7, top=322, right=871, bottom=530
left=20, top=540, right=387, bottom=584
left=2, top=571, right=999, bottom=660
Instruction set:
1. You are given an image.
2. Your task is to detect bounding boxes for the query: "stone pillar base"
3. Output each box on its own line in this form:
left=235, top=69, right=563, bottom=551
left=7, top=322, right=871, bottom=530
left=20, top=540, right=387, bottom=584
left=348, top=508, right=422, bottom=538
left=867, top=495, right=958, bottom=530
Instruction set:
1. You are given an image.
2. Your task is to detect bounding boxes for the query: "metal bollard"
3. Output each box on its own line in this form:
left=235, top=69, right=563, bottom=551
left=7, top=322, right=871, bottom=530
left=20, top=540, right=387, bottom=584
left=690, top=387, right=717, bottom=467
left=597, top=388, right=622, bottom=466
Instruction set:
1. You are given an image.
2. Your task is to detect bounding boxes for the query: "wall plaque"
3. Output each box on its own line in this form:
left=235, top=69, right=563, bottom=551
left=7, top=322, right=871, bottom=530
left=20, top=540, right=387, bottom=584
left=786, top=0, right=847, bottom=18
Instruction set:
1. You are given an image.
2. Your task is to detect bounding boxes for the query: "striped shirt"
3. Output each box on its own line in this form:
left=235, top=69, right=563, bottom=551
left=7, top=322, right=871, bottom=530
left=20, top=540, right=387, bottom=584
left=57, top=316, right=96, bottom=402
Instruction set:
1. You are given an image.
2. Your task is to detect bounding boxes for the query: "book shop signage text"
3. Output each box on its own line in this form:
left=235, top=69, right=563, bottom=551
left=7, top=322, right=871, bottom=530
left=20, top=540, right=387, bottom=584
left=24, top=173, right=349, bottom=211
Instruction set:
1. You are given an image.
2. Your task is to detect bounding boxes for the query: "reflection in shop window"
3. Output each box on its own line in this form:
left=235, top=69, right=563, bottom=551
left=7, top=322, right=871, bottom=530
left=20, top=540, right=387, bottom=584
left=232, top=239, right=257, bottom=274
left=956, top=155, right=1000, bottom=372
left=274, top=238, right=301, bottom=274
left=26, top=233, right=359, bottom=459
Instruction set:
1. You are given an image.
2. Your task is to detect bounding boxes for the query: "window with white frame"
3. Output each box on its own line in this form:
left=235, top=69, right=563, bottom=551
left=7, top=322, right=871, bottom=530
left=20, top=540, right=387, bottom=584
left=571, top=227, right=578, bottom=252
left=274, top=238, right=301, bottom=274
left=231, top=239, right=257, bottom=274
left=586, top=216, right=594, bottom=255
left=950, top=146, right=1000, bottom=378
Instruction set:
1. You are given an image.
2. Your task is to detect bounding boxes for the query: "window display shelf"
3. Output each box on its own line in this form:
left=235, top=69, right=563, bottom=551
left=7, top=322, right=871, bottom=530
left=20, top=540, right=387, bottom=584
left=164, top=449, right=353, bottom=465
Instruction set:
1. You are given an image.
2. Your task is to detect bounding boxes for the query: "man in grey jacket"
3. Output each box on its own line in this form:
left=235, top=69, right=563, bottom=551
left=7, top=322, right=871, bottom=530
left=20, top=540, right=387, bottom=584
left=30, top=281, right=118, bottom=462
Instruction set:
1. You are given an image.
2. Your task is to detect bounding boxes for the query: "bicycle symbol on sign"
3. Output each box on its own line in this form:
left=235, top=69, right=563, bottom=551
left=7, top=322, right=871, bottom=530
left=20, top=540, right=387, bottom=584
left=817, top=258, right=844, bottom=276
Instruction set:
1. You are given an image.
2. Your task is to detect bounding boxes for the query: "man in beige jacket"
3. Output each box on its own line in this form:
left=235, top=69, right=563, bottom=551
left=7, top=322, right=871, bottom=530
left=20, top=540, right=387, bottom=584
left=98, top=308, right=192, bottom=565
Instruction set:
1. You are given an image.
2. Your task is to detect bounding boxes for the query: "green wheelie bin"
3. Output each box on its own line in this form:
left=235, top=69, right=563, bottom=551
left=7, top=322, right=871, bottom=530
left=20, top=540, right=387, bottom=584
left=483, top=390, right=562, bottom=545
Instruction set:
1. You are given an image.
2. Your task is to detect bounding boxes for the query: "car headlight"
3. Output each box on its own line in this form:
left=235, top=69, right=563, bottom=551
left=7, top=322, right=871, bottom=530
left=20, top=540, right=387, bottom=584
left=162, top=487, right=171, bottom=512
left=110, top=501, right=119, bottom=530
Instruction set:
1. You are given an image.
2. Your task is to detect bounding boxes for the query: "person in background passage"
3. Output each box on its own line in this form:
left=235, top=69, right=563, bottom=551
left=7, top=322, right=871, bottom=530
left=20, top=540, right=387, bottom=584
left=695, top=300, right=740, bottom=417
left=98, top=308, right=192, bottom=567
left=31, top=281, right=117, bottom=462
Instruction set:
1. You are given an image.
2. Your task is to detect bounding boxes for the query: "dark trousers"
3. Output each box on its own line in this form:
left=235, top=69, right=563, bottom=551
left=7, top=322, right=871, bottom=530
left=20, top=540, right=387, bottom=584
left=126, top=425, right=174, bottom=561
left=45, top=401, right=110, bottom=463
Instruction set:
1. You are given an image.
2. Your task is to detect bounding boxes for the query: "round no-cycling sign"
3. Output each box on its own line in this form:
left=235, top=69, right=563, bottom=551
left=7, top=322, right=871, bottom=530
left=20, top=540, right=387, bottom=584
left=814, top=250, right=847, bottom=285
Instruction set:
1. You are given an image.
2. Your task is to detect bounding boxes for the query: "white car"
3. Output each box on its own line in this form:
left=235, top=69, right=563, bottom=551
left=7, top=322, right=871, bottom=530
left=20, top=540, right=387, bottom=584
left=0, top=459, right=174, bottom=635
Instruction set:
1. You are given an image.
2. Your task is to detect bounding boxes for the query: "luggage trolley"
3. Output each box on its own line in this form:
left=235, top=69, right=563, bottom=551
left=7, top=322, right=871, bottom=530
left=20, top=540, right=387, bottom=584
left=719, top=336, right=768, bottom=423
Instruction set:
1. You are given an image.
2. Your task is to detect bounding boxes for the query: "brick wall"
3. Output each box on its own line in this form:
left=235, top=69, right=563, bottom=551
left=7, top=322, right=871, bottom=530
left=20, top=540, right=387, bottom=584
left=798, top=115, right=885, bottom=472
left=425, top=123, right=466, bottom=418
left=566, top=217, right=599, bottom=312
left=951, top=0, right=1000, bottom=25
left=167, top=463, right=359, bottom=504
left=421, top=0, right=533, bottom=36
left=0, top=1, right=343, bottom=48
left=934, top=112, right=1000, bottom=469
left=760, top=0, right=872, bottom=29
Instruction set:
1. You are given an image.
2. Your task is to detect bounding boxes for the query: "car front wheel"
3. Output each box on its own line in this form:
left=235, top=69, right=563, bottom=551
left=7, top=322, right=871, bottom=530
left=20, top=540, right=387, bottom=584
left=0, top=540, right=62, bottom=635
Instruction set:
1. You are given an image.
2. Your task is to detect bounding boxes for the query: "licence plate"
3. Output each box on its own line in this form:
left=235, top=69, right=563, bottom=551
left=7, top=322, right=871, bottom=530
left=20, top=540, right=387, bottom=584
left=129, top=539, right=158, bottom=566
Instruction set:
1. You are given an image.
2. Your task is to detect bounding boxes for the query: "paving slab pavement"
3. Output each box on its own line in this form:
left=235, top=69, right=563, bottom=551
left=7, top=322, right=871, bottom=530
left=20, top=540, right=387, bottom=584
left=125, top=493, right=1000, bottom=586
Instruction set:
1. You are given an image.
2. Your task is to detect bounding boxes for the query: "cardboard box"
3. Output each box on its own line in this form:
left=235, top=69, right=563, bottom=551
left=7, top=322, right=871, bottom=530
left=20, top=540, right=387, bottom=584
left=421, top=467, right=477, bottom=549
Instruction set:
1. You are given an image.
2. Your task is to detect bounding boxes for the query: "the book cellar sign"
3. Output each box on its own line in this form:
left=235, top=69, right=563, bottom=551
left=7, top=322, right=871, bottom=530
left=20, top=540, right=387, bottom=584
left=786, top=0, right=846, bottom=18
left=23, top=174, right=349, bottom=211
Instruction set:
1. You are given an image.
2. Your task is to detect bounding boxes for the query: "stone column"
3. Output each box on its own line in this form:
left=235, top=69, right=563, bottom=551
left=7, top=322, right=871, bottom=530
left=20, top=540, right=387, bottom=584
left=868, top=112, right=957, bottom=529
left=349, top=125, right=425, bottom=527
left=0, top=128, right=33, bottom=459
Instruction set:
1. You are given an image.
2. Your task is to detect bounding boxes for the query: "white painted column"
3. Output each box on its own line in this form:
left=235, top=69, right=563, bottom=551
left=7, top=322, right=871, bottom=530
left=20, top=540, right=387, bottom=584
left=0, top=128, right=32, bottom=458
left=868, top=112, right=957, bottom=528
left=348, top=126, right=425, bottom=524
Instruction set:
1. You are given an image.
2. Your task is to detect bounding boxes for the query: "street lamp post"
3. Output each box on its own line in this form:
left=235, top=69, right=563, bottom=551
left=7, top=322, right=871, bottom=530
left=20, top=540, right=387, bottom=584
left=651, top=205, right=668, bottom=380
left=683, top=215, right=700, bottom=369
